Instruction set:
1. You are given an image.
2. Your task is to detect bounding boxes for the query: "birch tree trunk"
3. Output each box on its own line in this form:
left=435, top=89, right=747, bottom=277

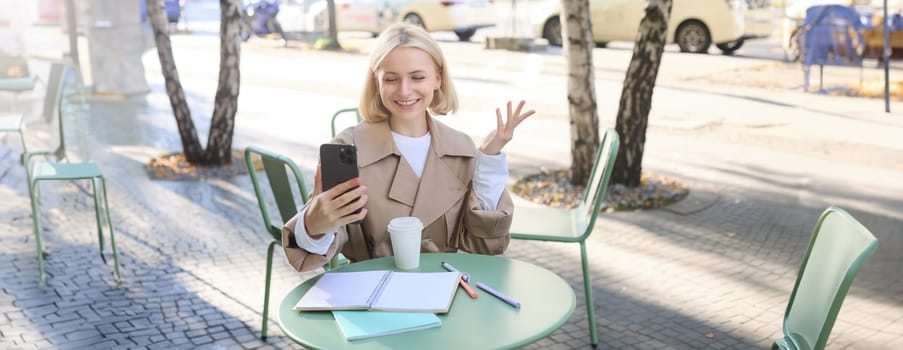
left=324, top=0, right=341, bottom=49
left=147, top=0, right=243, bottom=166
left=562, top=0, right=599, bottom=186
left=204, top=0, right=242, bottom=165
left=611, top=0, right=672, bottom=187
left=146, top=0, right=204, bottom=163
left=64, top=0, right=80, bottom=70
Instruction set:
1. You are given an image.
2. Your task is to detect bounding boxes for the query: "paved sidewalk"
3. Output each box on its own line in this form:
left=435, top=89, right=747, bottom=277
left=2, top=26, right=902, bottom=350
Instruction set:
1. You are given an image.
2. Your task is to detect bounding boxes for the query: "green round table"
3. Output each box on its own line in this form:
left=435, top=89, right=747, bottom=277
left=278, top=253, right=576, bottom=349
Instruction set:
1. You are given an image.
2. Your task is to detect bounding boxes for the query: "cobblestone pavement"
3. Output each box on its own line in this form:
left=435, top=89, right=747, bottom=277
left=2, top=25, right=903, bottom=350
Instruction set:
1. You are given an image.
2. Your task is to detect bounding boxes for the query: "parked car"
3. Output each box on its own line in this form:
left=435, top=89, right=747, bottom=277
left=529, top=0, right=751, bottom=54
left=707, top=0, right=779, bottom=53
left=742, top=0, right=779, bottom=39
left=279, top=0, right=496, bottom=41
left=278, top=0, right=328, bottom=37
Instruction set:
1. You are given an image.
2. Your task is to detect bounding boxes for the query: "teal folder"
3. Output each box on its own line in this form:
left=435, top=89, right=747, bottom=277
left=333, top=310, right=441, bottom=341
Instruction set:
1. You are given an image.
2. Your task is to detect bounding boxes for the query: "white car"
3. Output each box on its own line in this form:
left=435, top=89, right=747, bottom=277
left=530, top=0, right=751, bottom=54
left=279, top=0, right=497, bottom=41
left=744, top=0, right=779, bottom=38
left=278, top=0, right=329, bottom=36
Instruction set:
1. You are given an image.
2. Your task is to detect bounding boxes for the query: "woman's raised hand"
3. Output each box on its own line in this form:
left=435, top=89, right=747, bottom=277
left=480, top=100, right=535, bottom=155
left=303, top=164, right=368, bottom=236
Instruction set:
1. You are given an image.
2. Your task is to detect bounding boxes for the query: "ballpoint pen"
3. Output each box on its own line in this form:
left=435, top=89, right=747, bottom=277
left=441, top=261, right=478, bottom=299
left=440, top=261, right=470, bottom=282
left=476, top=282, right=520, bottom=309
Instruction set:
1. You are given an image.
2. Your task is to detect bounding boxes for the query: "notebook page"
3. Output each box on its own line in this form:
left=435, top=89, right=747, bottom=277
left=371, top=271, right=460, bottom=313
left=294, top=271, right=389, bottom=311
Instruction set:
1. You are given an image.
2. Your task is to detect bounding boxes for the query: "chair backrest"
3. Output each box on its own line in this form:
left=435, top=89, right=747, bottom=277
left=330, top=107, right=362, bottom=137
left=244, top=146, right=309, bottom=242
left=43, top=63, right=70, bottom=161
left=578, top=128, right=620, bottom=240
left=781, top=206, right=878, bottom=350
left=0, top=55, right=30, bottom=78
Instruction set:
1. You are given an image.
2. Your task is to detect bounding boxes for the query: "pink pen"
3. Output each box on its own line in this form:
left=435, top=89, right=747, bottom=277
left=442, top=261, right=478, bottom=298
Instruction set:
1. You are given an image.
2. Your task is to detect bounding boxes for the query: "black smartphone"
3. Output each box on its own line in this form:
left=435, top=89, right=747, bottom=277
left=319, top=143, right=362, bottom=222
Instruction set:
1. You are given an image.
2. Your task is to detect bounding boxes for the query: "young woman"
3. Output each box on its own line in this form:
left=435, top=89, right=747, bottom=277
left=281, top=23, right=534, bottom=272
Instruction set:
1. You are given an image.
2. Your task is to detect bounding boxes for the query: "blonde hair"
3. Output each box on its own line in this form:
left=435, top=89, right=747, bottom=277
left=359, top=23, right=459, bottom=122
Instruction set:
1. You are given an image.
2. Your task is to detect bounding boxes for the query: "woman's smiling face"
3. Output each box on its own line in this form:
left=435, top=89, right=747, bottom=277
left=375, top=46, right=442, bottom=125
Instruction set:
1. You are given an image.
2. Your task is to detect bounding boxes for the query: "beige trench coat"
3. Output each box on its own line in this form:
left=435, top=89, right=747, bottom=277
left=281, top=116, right=513, bottom=272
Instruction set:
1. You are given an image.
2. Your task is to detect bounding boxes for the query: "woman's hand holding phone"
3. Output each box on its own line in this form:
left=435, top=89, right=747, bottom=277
left=303, top=164, right=369, bottom=236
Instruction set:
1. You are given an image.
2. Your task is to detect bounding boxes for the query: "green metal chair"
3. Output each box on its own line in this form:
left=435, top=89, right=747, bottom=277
left=245, top=143, right=356, bottom=338
left=327, top=108, right=359, bottom=267
left=0, top=58, right=38, bottom=162
left=244, top=146, right=310, bottom=340
left=330, top=107, right=361, bottom=137
left=0, top=112, right=26, bottom=159
left=509, top=128, right=620, bottom=347
left=0, top=55, right=36, bottom=93
left=25, top=62, right=121, bottom=284
left=771, top=206, right=878, bottom=350
left=22, top=63, right=70, bottom=172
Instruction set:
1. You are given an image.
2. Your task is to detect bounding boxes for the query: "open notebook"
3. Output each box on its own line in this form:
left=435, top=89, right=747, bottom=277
left=293, top=270, right=461, bottom=313
left=333, top=311, right=441, bottom=341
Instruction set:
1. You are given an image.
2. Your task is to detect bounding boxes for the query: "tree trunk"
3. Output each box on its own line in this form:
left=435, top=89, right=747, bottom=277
left=204, top=0, right=242, bottom=165
left=145, top=0, right=204, bottom=163
left=324, top=0, right=341, bottom=49
left=64, top=0, right=80, bottom=70
left=562, top=0, right=599, bottom=187
left=611, top=0, right=672, bottom=187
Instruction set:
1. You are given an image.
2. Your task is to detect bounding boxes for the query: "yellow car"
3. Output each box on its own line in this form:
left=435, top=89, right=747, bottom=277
left=530, top=0, right=754, bottom=54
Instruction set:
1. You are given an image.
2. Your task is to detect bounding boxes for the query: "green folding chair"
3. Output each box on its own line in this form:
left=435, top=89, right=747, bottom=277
left=0, top=111, right=26, bottom=158
left=22, top=63, right=68, bottom=170
left=0, top=55, right=36, bottom=93
left=330, top=107, right=361, bottom=137
left=245, top=145, right=353, bottom=339
left=509, top=128, right=619, bottom=347
left=244, top=146, right=311, bottom=339
left=327, top=108, right=359, bottom=266
left=25, top=62, right=121, bottom=284
left=772, top=206, right=878, bottom=350
left=0, top=77, right=36, bottom=91
left=0, top=57, right=38, bottom=162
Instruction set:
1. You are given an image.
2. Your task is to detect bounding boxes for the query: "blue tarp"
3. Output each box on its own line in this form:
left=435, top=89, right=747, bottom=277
left=798, top=5, right=865, bottom=67
left=140, top=0, right=182, bottom=23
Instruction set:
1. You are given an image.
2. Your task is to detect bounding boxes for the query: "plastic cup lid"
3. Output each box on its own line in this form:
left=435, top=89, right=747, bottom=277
left=387, top=216, right=423, bottom=232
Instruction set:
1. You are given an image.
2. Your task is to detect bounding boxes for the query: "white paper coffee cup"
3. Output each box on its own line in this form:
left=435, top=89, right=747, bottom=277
left=387, top=217, right=423, bottom=270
